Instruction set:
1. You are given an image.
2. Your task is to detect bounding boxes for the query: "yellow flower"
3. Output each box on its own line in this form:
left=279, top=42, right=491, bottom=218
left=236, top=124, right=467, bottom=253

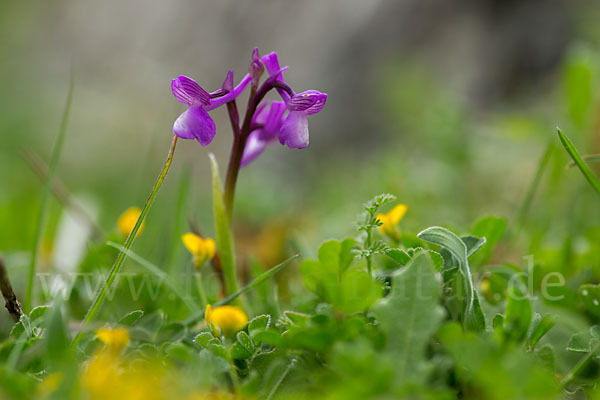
left=205, top=304, right=248, bottom=337
left=96, top=327, right=130, bottom=352
left=182, top=232, right=216, bottom=268
left=117, top=206, right=144, bottom=238
left=375, top=204, right=407, bottom=240
left=38, top=372, right=62, bottom=397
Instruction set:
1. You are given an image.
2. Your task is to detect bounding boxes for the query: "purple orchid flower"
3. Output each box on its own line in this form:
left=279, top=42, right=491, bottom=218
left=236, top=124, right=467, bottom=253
left=171, top=73, right=251, bottom=145
left=262, top=52, right=327, bottom=149
left=241, top=101, right=287, bottom=167
left=279, top=90, right=327, bottom=149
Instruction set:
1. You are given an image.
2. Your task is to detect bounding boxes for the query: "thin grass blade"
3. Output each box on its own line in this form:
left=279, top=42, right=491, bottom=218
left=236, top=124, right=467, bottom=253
left=25, top=77, right=74, bottom=312
left=557, top=128, right=600, bottom=195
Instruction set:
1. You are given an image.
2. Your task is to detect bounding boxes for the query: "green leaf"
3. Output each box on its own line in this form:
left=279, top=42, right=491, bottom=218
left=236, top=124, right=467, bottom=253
left=28, top=306, right=50, bottom=322
left=248, top=315, right=271, bottom=339
left=567, top=326, right=600, bottom=353
left=237, top=331, right=255, bottom=355
left=372, top=252, right=445, bottom=385
left=557, top=128, right=600, bottom=195
left=300, top=239, right=357, bottom=297
left=230, top=342, right=253, bottom=360
left=209, top=153, right=240, bottom=297
left=418, top=226, right=486, bottom=331
left=386, top=248, right=444, bottom=271
left=208, top=342, right=229, bottom=359
left=503, top=286, right=532, bottom=342
left=337, top=267, right=381, bottom=313
left=118, top=310, right=144, bottom=326
left=194, top=332, right=213, bottom=348
left=526, top=314, right=556, bottom=351
left=254, top=329, right=284, bottom=347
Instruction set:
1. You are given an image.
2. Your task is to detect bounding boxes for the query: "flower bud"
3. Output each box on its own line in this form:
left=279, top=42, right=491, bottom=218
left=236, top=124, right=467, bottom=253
left=249, top=47, right=264, bottom=89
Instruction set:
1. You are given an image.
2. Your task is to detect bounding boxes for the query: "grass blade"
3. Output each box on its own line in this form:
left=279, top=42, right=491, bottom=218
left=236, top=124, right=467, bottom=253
left=557, top=128, right=600, bottom=195
left=106, top=241, right=199, bottom=313
left=184, top=253, right=299, bottom=326
left=72, top=136, right=178, bottom=346
left=517, top=141, right=554, bottom=226
left=25, top=78, right=74, bottom=312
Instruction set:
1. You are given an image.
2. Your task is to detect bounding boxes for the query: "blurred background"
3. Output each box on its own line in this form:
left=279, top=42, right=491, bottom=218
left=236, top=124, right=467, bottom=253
left=1, top=0, right=600, bottom=336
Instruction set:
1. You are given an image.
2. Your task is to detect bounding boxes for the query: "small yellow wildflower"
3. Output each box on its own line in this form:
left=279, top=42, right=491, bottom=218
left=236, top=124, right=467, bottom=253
left=205, top=304, right=248, bottom=337
left=375, top=204, right=407, bottom=240
left=38, top=372, right=62, bottom=397
left=117, top=206, right=144, bottom=238
left=182, top=232, right=216, bottom=268
left=96, top=327, right=130, bottom=352
left=479, top=278, right=491, bottom=294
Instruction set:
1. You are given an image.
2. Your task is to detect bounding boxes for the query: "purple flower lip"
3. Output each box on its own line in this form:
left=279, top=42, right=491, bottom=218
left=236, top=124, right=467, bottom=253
left=286, top=90, right=327, bottom=114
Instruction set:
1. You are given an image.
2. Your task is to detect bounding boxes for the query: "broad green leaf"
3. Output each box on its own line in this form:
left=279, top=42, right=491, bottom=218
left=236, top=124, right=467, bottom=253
left=372, top=252, right=444, bottom=385
left=418, top=226, right=486, bottom=331
left=557, top=128, right=600, bottom=195
left=503, top=286, right=532, bottom=342
left=209, top=153, right=239, bottom=297
left=338, top=267, right=381, bottom=313
left=300, top=239, right=358, bottom=301
left=118, top=310, right=144, bottom=326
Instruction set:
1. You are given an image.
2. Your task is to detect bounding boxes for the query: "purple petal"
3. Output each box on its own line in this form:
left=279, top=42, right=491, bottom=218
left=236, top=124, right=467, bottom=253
left=279, top=111, right=309, bottom=149
left=241, top=131, right=269, bottom=167
left=205, top=74, right=251, bottom=111
left=172, top=76, right=210, bottom=107
left=287, top=90, right=327, bottom=115
left=173, top=106, right=216, bottom=146
left=262, top=52, right=291, bottom=102
left=260, top=101, right=287, bottom=141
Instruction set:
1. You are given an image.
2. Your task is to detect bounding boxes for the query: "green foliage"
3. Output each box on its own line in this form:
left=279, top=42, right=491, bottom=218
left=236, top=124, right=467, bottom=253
left=372, top=252, right=444, bottom=386
left=301, top=239, right=380, bottom=313
left=418, top=226, right=486, bottom=331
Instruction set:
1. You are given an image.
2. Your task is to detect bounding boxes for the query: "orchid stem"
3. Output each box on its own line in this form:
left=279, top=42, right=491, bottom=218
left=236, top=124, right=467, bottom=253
left=223, top=80, right=293, bottom=220
left=72, top=136, right=178, bottom=347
